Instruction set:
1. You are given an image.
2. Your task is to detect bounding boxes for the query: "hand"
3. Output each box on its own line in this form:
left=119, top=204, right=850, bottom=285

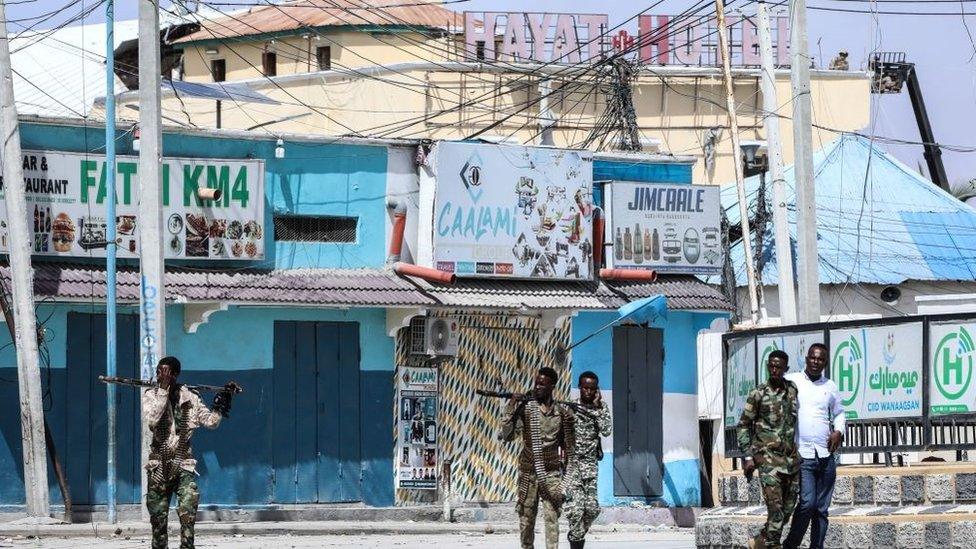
left=157, top=370, right=175, bottom=390
left=224, top=381, right=242, bottom=394
left=593, top=390, right=603, bottom=409
left=828, top=430, right=844, bottom=453
left=508, top=393, right=524, bottom=407
left=752, top=454, right=765, bottom=467
left=743, top=459, right=756, bottom=479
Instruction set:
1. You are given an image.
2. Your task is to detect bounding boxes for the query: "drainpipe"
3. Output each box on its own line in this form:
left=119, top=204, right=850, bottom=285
left=592, top=207, right=605, bottom=271
left=599, top=268, right=657, bottom=282
left=394, top=262, right=456, bottom=284
left=387, top=199, right=407, bottom=264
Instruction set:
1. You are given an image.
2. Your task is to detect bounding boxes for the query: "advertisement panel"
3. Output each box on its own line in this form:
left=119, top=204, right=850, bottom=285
left=0, top=150, right=265, bottom=260
left=829, top=323, right=923, bottom=420
left=756, top=331, right=823, bottom=384
left=930, top=321, right=976, bottom=416
left=724, top=336, right=757, bottom=428
left=429, top=142, right=594, bottom=280
left=396, top=366, right=439, bottom=490
left=607, top=181, right=721, bottom=275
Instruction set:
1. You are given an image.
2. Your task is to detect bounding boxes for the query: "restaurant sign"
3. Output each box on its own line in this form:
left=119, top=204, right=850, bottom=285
left=0, top=150, right=265, bottom=260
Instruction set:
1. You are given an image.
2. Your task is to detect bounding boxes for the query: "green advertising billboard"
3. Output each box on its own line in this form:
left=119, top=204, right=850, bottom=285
left=724, top=336, right=756, bottom=428
left=830, top=323, right=923, bottom=420
left=929, top=321, right=976, bottom=416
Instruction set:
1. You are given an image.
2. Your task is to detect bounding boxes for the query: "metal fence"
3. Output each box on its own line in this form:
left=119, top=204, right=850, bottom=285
left=723, top=312, right=976, bottom=458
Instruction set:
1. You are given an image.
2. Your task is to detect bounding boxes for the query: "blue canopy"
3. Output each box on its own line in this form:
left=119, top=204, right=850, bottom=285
left=715, top=135, right=976, bottom=286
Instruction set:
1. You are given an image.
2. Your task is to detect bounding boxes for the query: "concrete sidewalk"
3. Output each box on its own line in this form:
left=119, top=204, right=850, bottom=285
left=0, top=519, right=681, bottom=539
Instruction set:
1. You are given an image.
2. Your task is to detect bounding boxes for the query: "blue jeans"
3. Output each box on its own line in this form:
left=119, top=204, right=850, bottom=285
left=783, top=455, right=837, bottom=549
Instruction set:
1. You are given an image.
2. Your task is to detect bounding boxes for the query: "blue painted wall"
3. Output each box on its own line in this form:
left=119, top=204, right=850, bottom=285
left=592, top=159, right=693, bottom=184
left=19, top=122, right=389, bottom=269
left=0, top=123, right=397, bottom=508
left=0, top=304, right=395, bottom=507
left=570, top=309, right=722, bottom=508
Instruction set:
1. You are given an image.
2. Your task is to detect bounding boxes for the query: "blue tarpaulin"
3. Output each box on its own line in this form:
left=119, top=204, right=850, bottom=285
left=715, top=135, right=976, bottom=286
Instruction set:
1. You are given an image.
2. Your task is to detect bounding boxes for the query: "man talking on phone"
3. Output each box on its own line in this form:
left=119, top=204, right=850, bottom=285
left=565, top=371, right=612, bottom=548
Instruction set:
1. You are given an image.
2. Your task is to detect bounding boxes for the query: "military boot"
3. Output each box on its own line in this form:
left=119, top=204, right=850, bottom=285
left=569, top=541, right=585, bottom=549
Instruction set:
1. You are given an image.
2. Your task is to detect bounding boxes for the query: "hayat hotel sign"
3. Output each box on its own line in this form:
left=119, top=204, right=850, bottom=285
left=464, top=12, right=790, bottom=66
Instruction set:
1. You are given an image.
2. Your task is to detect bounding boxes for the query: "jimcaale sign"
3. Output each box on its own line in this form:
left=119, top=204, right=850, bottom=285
left=464, top=12, right=790, bottom=66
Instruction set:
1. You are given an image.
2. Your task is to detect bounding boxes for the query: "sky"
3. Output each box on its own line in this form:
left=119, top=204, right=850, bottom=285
left=8, top=0, right=976, bottom=186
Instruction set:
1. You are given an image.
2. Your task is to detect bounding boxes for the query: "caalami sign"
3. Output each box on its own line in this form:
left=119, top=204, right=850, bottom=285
left=464, top=12, right=790, bottom=66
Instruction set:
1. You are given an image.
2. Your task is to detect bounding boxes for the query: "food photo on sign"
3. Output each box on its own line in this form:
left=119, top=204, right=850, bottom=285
left=0, top=150, right=266, bottom=261
left=420, top=141, right=594, bottom=280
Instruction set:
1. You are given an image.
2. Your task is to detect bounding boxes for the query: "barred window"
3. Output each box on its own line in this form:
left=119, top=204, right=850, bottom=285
left=273, top=215, right=357, bottom=243
left=409, top=316, right=426, bottom=354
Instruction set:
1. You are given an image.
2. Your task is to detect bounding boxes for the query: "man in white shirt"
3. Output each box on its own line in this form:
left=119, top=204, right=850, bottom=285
left=783, top=343, right=845, bottom=549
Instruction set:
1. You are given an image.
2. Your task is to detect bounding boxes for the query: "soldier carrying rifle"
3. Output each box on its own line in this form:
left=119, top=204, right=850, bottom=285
left=141, top=356, right=239, bottom=549
left=497, top=367, right=577, bottom=549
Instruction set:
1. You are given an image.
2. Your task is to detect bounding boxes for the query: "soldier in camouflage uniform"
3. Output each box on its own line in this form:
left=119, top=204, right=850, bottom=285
left=144, top=356, right=238, bottom=549
left=736, top=350, right=799, bottom=549
left=499, top=367, right=577, bottom=549
left=565, top=371, right=612, bottom=549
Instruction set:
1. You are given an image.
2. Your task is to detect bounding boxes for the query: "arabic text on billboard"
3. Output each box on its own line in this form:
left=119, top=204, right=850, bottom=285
left=430, top=142, right=594, bottom=280
left=608, top=181, right=721, bottom=275
left=0, top=150, right=265, bottom=260
left=829, top=323, right=923, bottom=420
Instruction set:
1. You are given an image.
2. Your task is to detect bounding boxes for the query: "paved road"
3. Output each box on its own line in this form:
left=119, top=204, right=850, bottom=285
left=0, top=530, right=695, bottom=548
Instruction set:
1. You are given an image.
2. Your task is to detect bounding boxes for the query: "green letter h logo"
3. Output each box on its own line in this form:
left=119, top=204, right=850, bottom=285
left=837, top=355, right=855, bottom=393
left=942, top=346, right=965, bottom=386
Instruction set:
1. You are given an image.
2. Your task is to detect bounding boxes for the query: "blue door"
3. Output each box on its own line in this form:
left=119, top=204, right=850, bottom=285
left=65, top=312, right=141, bottom=505
left=273, top=321, right=361, bottom=503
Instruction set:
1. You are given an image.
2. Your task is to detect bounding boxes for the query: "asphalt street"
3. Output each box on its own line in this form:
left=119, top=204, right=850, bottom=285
left=0, top=529, right=696, bottom=548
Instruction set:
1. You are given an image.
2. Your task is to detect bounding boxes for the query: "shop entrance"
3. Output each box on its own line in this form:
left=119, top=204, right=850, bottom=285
left=611, top=325, right=664, bottom=497
left=272, top=321, right=361, bottom=503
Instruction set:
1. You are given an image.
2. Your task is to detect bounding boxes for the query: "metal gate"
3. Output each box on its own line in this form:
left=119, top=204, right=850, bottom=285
left=612, top=325, right=664, bottom=497
left=272, top=321, right=361, bottom=503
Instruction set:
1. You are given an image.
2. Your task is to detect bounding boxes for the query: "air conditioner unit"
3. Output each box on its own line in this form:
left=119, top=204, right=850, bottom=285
left=425, top=316, right=459, bottom=356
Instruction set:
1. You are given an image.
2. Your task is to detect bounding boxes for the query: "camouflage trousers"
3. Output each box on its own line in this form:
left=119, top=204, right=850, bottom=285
left=146, top=468, right=200, bottom=549
left=516, top=471, right=563, bottom=549
left=565, top=474, right=600, bottom=542
left=759, top=471, right=799, bottom=549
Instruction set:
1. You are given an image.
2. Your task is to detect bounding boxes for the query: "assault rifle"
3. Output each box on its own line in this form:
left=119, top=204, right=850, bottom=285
left=98, top=376, right=244, bottom=394
left=476, top=389, right=595, bottom=419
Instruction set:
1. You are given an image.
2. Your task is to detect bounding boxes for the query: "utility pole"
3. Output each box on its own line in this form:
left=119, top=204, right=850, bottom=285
left=105, top=0, right=119, bottom=524
left=757, top=1, right=797, bottom=325
left=715, top=0, right=761, bottom=325
left=789, top=0, right=821, bottom=323
left=138, top=0, right=166, bottom=514
left=0, top=0, right=50, bottom=517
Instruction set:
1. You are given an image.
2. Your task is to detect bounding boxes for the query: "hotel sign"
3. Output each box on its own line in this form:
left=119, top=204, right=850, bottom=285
left=463, top=12, right=790, bottom=66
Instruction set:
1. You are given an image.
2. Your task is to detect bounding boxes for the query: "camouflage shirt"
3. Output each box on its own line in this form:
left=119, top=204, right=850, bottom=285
left=736, top=380, right=799, bottom=475
left=144, top=386, right=223, bottom=474
left=573, top=399, right=612, bottom=480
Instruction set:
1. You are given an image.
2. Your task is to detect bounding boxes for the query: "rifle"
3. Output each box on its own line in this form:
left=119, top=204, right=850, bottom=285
left=476, top=389, right=595, bottom=419
left=98, top=376, right=244, bottom=394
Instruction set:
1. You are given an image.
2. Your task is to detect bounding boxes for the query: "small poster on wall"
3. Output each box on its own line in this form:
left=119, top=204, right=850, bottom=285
left=396, top=366, right=438, bottom=490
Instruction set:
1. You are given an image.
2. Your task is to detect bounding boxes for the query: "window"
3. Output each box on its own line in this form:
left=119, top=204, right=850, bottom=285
left=475, top=41, right=485, bottom=61
left=211, top=59, right=226, bottom=82
left=273, top=215, right=357, bottom=243
left=316, top=46, right=331, bottom=71
left=262, top=51, right=277, bottom=77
